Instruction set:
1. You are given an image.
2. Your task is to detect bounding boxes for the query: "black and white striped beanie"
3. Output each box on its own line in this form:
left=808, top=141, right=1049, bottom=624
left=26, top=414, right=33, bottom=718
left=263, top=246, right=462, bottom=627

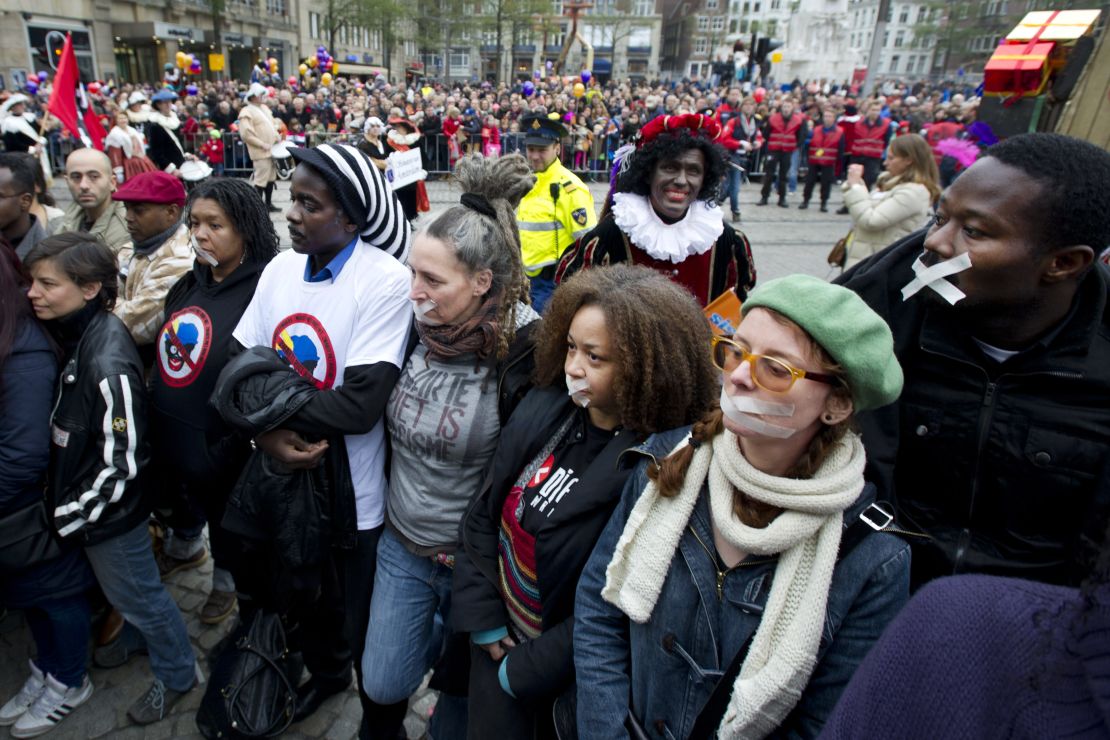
left=288, top=143, right=411, bottom=263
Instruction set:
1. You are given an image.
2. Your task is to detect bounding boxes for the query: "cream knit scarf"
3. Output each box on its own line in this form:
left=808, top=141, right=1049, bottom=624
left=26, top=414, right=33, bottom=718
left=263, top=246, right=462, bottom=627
left=601, top=430, right=866, bottom=739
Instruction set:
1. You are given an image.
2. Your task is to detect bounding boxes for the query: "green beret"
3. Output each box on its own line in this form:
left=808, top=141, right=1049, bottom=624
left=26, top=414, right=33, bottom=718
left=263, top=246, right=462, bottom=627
left=741, top=275, right=903, bottom=411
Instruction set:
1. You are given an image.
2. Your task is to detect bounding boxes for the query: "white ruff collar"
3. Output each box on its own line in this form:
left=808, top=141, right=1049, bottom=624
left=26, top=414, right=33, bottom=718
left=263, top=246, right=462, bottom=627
left=611, top=192, right=724, bottom=264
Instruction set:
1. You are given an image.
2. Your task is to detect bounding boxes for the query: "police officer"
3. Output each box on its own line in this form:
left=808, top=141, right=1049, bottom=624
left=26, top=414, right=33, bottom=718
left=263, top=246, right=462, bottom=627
left=516, top=113, right=596, bottom=311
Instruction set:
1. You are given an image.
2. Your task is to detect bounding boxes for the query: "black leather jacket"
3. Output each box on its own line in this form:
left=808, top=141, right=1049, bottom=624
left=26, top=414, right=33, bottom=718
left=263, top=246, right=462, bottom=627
left=48, top=310, right=152, bottom=546
left=841, top=231, right=1110, bottom=587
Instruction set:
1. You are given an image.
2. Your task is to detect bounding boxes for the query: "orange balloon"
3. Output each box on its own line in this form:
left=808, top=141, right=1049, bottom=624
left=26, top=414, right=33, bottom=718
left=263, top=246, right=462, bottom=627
left=573, top=82, right=585, bottom=98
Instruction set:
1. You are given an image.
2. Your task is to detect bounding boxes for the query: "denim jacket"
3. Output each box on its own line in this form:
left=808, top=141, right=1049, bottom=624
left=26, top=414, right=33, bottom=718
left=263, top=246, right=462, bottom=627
left=574, top=427, right=911, bottom=740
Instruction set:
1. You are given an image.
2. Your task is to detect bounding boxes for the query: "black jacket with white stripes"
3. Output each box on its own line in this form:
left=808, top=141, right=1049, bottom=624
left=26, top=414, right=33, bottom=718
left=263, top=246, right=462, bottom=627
left=48, top=309, right=152, bottom=546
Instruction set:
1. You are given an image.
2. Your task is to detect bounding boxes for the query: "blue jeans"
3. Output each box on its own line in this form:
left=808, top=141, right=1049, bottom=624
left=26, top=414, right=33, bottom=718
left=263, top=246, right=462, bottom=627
left=529, top=276, right=555, bottom=314
left=361, top=527, right=466, bottom=739
left=85, top=522, right=197, bottom=692
left=24, top=595, right=91, bottom=687
left=788, top=149, right=800, bottom=192
left=726, top=165, right=743, bottom=214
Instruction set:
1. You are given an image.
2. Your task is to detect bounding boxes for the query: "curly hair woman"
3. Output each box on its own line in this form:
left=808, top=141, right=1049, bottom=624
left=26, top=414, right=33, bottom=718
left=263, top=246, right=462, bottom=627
left=147, top=178, right=278, bottom=625
left=575, top=274, right=910, bottom=739
left=452, top=263, right=718, bottom=739
left=358, top=154, right=540, bottom=739
left=555, top=113, right=756, bottom=307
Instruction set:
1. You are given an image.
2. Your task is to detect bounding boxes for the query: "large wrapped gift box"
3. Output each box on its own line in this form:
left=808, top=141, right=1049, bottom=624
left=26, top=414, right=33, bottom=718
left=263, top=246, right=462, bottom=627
left=1005, top=10, right=1100, bottom=44
left=984, top=42, right=1055, bottom=96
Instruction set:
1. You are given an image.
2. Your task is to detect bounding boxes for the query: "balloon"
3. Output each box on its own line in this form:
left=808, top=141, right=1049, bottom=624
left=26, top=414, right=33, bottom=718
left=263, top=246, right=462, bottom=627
left=288, top=75, right=298, bottom=86
left=330, top=62, right=339, bottom=75
left=421, top=85, right=433, bottom=97
left=299, top=63, right=309, bottom=75
left=321, top=72, right=333, bottom=86
left=546, top=60, right=553, bottom=70
left=534, top=70, right=541, bottom=79
left=266, top=86, right=276, bottom=97
left=229, top=123, right=238, bottom=132
left=308, top=57, right=318, bottom=68
left=580, top=70, right=591, bottom=84
left=269, top=61, right=278, bottom=74
left=563, top=111, right=574, bottom=122
left=37, top=70, right=49, bottom=82
left=268, top=57, right=278, bottom=67
left=318, top=46, right=326, bottom=54
left=87, top=82, right=101, bottom=94
left=572, top=82, right=585, bottom=98
left=753, top=86, right=766, bottom=103
left=185, top=84, right=198, bottom=95
left=25, top=81, right=38, bottom=94
left=522, top=81, right=535, bottom=96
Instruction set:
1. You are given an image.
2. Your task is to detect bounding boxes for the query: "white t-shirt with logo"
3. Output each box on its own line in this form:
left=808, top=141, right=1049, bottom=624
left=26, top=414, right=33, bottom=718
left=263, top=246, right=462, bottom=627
left=234, top=245, right=412, bottom=530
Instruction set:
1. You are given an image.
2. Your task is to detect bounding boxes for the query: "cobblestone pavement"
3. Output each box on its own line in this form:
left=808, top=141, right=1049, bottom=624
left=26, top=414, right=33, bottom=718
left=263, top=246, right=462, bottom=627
left=2, top=173, right=849, bottom=739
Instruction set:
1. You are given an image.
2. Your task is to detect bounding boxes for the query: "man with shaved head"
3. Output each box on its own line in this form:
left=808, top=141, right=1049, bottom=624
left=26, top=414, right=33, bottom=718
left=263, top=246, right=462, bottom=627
left=57, top=147, right=132, bottom=259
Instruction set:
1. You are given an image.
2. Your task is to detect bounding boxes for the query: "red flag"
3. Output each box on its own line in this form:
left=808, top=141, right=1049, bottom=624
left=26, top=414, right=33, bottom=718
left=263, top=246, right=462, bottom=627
left=46, top=33, right=106, bottom=150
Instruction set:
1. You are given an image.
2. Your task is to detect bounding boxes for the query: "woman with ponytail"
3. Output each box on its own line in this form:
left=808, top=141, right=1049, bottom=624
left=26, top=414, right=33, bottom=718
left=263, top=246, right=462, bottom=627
left=575, top=274, right=911, bottom=740
left=452, top=263, right=718, bottom=738
left=359, top=153, right=540, bottom=739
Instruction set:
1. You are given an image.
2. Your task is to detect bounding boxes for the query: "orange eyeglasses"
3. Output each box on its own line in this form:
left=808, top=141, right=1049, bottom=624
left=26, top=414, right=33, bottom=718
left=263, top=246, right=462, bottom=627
left=710, top=335, right=838, bottom=393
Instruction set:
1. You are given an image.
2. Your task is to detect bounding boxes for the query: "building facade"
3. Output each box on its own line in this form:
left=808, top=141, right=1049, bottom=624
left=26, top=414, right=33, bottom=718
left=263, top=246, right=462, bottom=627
left=845, top=0, right=939, bottom=81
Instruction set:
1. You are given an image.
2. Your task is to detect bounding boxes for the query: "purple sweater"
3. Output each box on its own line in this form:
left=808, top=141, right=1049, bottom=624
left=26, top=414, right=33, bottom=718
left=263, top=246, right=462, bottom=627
left=820, top=574, right=1110, bottom=739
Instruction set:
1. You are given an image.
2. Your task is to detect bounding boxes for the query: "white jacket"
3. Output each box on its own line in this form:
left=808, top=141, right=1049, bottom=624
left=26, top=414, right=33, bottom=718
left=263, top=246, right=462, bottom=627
left=842, top=180, right=932, bottom=269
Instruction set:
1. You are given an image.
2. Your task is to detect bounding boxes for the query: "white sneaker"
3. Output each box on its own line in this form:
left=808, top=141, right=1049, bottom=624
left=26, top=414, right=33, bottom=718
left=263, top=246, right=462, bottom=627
left=10, top=673, right=93, bottom=738
left=0, top=661, right=46, bottom=726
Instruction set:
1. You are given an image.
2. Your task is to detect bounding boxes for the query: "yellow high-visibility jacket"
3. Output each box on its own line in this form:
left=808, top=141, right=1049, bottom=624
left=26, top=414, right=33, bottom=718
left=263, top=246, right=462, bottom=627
left=517, top=159, right=597, bottom=277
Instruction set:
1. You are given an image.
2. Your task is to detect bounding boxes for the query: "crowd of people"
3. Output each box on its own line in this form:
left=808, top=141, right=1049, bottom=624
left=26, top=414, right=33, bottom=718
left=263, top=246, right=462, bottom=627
left=1, top=65, right=1109, bottom=740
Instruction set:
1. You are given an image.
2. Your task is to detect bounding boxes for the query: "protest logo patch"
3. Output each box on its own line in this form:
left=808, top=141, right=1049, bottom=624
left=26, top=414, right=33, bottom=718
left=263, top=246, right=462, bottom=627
left=272, top=313, right=337, bottom=389
left=157, top=307, right=213, bottom=388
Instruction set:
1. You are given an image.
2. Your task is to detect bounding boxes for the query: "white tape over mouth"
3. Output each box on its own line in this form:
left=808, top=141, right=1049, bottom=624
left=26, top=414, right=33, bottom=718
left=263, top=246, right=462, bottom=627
left=901, top=252, right=972, bottom=305
left=566, top=374, right=591, bottom=407
left=190, top=235, right=219, bottom=267
left=727, top=394, right=795, bottom=417
left=719, top=387, right=796, bottom=438
left=413, top=299, right=441, bottom=325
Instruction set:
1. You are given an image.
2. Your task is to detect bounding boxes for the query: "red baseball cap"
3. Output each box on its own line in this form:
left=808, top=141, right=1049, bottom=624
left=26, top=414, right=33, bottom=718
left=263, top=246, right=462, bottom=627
left=112, top=171, right=187, bottom=207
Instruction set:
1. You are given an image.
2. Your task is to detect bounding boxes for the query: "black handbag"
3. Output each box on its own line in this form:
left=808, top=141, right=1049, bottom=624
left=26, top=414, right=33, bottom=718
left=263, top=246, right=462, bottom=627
left=196, top=609, right=300, bottom=739
left=0, top=498, right=65, bottom=574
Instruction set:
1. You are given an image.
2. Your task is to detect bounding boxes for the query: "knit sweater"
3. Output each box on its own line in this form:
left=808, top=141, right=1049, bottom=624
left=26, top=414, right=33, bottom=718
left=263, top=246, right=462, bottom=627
left=820, top=574, right=1110, bottom=739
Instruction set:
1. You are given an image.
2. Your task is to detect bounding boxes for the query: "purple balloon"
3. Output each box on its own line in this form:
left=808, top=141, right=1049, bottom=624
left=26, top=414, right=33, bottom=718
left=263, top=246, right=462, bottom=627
left=563, top=111, right=574, bottom=122
left=186, top=84, right=198, bottom=95
left=546, top=60, right=553, bottom=70
left=37, top=70, right=49, bottom=82
left=580, top=70, right=591, bottom=84
left=25, top=81, right=38, bottom=94
left=533, top=70, right=541, bottom=79
left=522, top=81, right=535, bottom=96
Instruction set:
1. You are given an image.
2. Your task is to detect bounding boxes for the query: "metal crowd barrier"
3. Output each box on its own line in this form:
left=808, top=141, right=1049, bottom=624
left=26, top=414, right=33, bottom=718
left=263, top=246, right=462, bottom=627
left=163, top=129, right=770, bottom=183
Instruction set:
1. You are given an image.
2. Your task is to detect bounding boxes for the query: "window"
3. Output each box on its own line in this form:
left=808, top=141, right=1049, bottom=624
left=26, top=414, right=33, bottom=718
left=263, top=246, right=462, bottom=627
left=766, top=19, right=776, bottom=35
left=706, top=0, right=719, bottom=8
left=740, top=19, right=748, bottom=32
left=894, top=30, right=904, bottom=46
left=771, top=0, right=781, bottom=8
left=449, top=50, right=470, bottom=75
left=635, top=0, right=654, bottom=14
left=883, top=30, right=889, bottom=46
left=339, top=25, right=347, bottom=45
left=310, top=12, right=320, bottom=39
left=371, top=29, right=382, bottom=48
left=266, top=0, right=286, bottom=14
left=753, top=1, right=760, bottom=11
left=917, top=5, right=926, bottom=22
left=711, top=16, right=724, bottom=31
left=742, top=1, right=749, bottom=10
left=697, top=15, right=709, bottom=30
left=889, top=54, right=899, bottom=71
left=695, top=36, right=708, bottom=53
left=898, top=5, right=908, bottom=22
left=405, top=40, right=417, bottom=56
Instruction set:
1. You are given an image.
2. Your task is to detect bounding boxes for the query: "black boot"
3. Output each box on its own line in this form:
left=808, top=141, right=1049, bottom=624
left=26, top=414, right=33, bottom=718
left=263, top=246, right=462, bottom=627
left=820, top=202, right=828, bottom=212
left=836, top=205, right=849, bottom=215
left=264, top=183, right=280, bottom=213
left=778, top=197, right=788, bottom=208
left=757, top=196, right=769, bottom=206
left=798, top=201, right=809, bottom=210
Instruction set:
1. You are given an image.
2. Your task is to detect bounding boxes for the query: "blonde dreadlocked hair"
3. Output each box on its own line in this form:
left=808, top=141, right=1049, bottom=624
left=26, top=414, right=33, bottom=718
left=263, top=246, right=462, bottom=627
left=424, top=153, right=536, bottom=359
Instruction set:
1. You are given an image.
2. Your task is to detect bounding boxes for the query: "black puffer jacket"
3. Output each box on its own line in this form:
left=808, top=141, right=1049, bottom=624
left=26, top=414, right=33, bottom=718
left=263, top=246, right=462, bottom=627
left=840, top=231, right=1110, bottom=587
left=451, top=387, right=641, bottom=699
left=47, top=309, right=152, bottom=546
left=213, top=346, right=356, bottom=559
